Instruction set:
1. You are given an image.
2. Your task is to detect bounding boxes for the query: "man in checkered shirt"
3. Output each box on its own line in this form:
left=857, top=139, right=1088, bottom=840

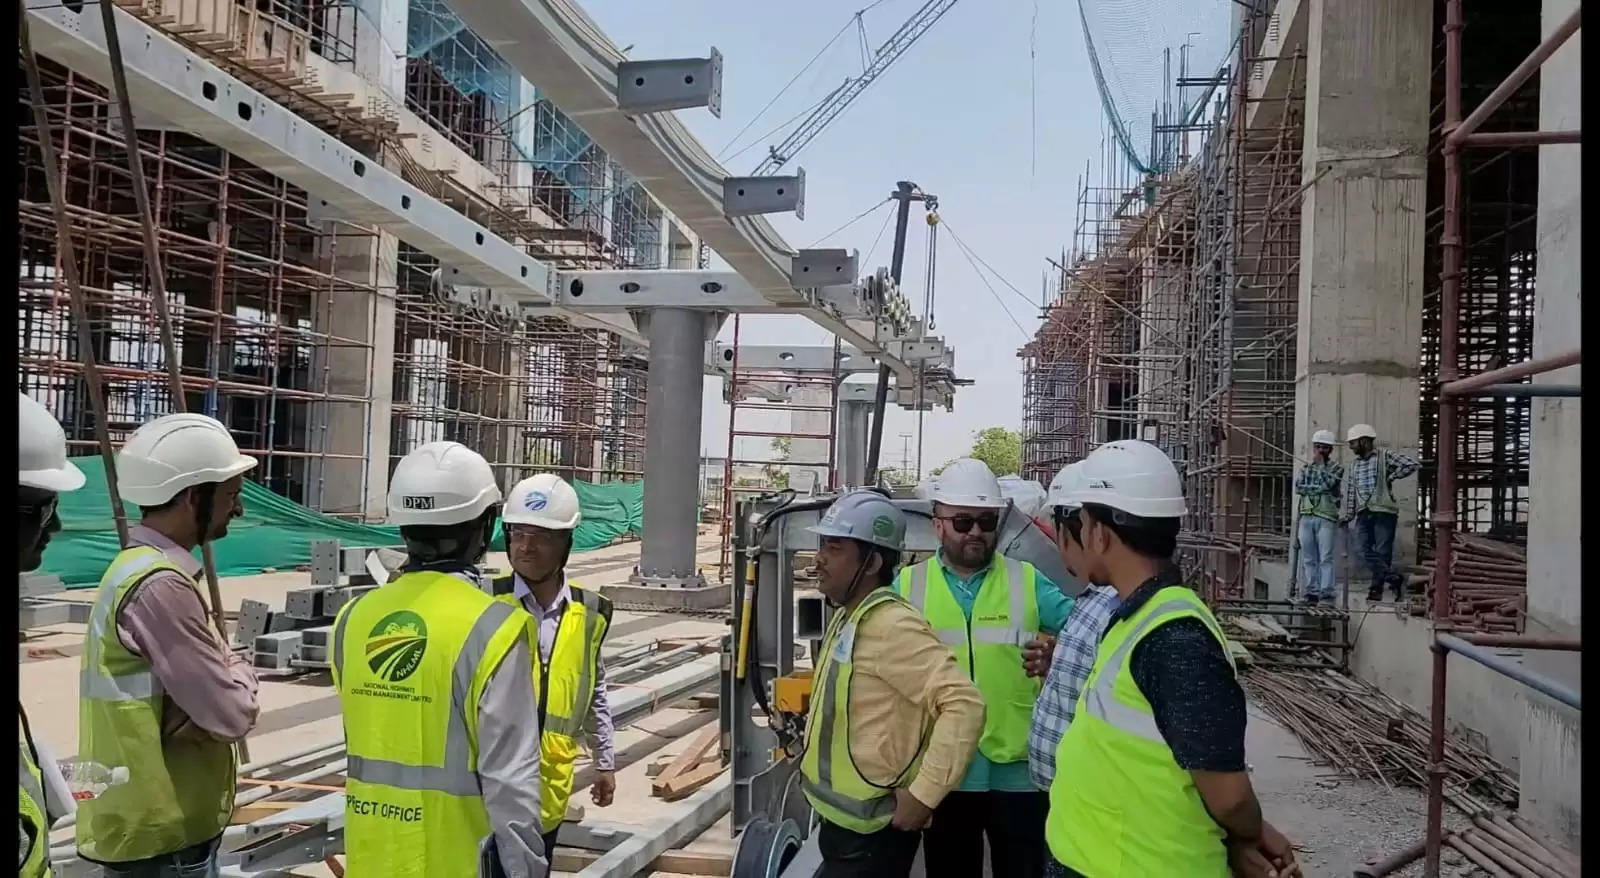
left=1025, top=462, right=1121, bottom=791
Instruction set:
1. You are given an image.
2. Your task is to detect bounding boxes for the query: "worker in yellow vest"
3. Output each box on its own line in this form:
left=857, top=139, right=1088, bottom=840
left=331, top=441, right=549, bottom=878
left=19, top=393, right=88, bottom=878
left=490, top=473, right=616, bottom=858
left=894, top=457, right=1074, bottom=878
left=1044, top=439, right=1298, bottom=878
left=77, top=413, right=262, bottom=875
left=800, top=491, right=985, bottom=878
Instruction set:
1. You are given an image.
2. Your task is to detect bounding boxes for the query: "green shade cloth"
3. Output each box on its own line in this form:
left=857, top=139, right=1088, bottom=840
left=42, top=457, right=644, bottom=588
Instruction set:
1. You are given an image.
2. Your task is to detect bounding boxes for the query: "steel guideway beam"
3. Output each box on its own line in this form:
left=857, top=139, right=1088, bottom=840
left=22, top=0, right=643, bottom=345
left=438, top=0, right=933, bottom=380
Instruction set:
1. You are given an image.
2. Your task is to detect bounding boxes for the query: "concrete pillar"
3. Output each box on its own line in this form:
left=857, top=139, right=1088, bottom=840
left=634, top=307, right=723, bottom=585
left=345, top=0, right=407, bottom=99
left=1520, top=0, right=1581, bottom=846
left=1292, top=0, right=1432, bottom=567
left=837, top=398, right=872, bottom=489
left=788, top=385, right=833, bottom=493
left=308, top=229, right=398, bottom=520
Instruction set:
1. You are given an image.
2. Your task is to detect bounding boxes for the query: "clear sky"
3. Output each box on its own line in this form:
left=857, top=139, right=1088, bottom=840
left=581, top=0, right=1107, bottom=475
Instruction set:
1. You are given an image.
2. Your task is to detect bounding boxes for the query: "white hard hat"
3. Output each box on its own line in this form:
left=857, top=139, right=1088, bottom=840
left=19, top=393, right=85, bottom=493
left=503, top=473, right=580, bottom=530
left=1046, top=461, right=1086, bottom=511
left=117, top=413, right=257, bottom=507
left=1311, top=429, right=1337, bottom=447
left=1347, top=424, right=1378, bottom=442
left=387, top=441, right=502, bottom=527
left=808, top=491, right=907, bottom=551
left=1067, top=439, right=1187, bottom=519
left=930, top=458, right=1008, bottom=509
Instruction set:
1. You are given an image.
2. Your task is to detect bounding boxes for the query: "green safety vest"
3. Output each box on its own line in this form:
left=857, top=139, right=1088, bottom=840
left=332, top=570, right=532, bottom=878
left=896, top=556, right=1041, bottom=763
left=1360, top=452, right=1399, bottom=516
left=1297, top=461, right=1340, bottom=521
left=19, top=708, right=50, bottom=878
left=491, top=579, right=612, bottom=833
left=799, top=589, right=924, bottom=834
left=76, top=547, right=236, bottom=864
left=1046, top=585, right=1235, bottom=877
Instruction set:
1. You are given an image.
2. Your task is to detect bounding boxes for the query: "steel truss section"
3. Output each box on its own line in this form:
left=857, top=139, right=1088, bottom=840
left=21, top=0, right=642, bottom=344
left=434, top=0, right=939, bottom=381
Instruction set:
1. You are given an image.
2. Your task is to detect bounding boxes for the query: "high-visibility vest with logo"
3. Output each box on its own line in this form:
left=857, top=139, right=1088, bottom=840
left=76, top=547, right=236, bottom=863
left=331, top=570, right=532, bottom=878
left=1046, top=585, right=1234, bottom=877
left=19, top=708, right=50, bottom=878
left=800, top=589, right=925, bottom=834
left=491, top=579, right=612, bottom=833
left=896, top=556, right=1041, bottom=763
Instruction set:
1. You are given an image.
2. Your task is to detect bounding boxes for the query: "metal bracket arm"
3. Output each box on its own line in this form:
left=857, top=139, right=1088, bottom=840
left=617, top=50, right=724, bottom=116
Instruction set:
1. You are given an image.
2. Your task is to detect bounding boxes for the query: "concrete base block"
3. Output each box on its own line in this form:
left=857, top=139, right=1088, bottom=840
left=600, top=583, right=728, bottom=612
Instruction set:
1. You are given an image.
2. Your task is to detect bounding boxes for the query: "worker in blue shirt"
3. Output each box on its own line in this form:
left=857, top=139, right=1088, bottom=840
left=894, top=458, right=1073, bottom=878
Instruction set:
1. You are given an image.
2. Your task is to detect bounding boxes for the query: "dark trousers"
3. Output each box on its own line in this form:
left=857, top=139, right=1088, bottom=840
left=541, top=828, right=560, bottom=861
left=95, top=839, right=220, bottom=878
left=816, top=819, right=921, bottom=878
left=922, top=790, right=1050, bottom=878
left=1043, top=859, right=1088, bottom=878
left=1353, top=510, right=1401, bottom=596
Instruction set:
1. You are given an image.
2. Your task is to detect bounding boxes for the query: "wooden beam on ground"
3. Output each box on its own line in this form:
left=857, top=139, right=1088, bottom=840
left=658, top=760, right=727, bottom=802
left=651, top=725, right=720, bottom=795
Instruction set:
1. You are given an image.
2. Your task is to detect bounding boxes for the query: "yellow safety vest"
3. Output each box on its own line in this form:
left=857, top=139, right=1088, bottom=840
left=76, top=547, right=235, bottom=863
left=799, top=589, right=924, bottom=834
left=331, top=570, right=532, bottom=878
left=896, top=556, right=1041, bottom=763
left=492, top=579, right=612, bottom=833
left=1046, top=585, right=1234, bottom=877
left=19, top=707, right=50, bottom=878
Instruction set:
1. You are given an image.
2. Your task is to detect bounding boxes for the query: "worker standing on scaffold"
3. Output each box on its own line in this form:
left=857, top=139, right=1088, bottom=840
left=1043, top=439, right=1299, bottom=878
left=491, top=473, right=617, bottom=859
left=799, top=491, right=984, bottom=878
left=19, top=393, right=89, bottom=878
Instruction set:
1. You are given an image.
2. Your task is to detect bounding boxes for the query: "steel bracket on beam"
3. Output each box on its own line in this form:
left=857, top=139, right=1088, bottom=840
left=707, top=342, right=872, bottom=374
left=790, top=248, right=858, bottom=288
left=616, top=49, right=723, bottom=117
left=724, top=169, right=805, bottom=220
left=552, top=270, right=776, bottom=311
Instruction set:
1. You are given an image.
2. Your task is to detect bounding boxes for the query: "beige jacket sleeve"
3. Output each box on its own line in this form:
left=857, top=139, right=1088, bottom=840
left=857, top=603, right=986, bottom=809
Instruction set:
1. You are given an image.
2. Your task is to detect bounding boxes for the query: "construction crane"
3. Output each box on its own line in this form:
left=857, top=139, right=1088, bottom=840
left=753, top=0, right=961, bottom=176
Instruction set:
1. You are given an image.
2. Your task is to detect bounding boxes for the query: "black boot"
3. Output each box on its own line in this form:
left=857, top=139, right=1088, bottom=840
left=1366, top=586, right=1383, bottom=601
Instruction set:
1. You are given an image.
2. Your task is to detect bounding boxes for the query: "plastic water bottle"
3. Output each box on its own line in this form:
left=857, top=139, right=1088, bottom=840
left=57, top=762, right=129, bottom=801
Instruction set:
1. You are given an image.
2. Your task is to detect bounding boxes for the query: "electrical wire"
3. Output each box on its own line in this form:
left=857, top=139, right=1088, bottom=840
left=862, top=207, right=896, bottom=267
left=1030, top=0, right=1040, bottom=179
left=939, top=219, right=1041, bottom=312
left=721, top=90, right=838, bottom=167
left=806, top=197, right=893, bottom=248
left=944, top=228, right=1030, bottom=339
left=716, top=18, right=856, bottom=160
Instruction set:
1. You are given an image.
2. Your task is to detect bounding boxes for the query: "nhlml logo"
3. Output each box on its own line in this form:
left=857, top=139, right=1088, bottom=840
left=523, top=491, right=549, bottom=512
left=366, top=611, right=429, bottom=682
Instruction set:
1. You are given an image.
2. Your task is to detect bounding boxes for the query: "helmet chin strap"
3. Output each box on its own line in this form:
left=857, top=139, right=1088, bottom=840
left=825, top=546, right=874, bottom=609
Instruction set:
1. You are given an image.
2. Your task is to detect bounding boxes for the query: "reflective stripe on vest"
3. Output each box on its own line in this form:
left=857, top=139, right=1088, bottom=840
left=1046, top=586, right=1233, bottom=877
left=333, top=593, right=517, bottom=797
left=493, top=585, right=611, bottom=832
left=77, top=547, right=236, bottom=864
left=897, top=557, right=1040, bottom=763
left=799, top=589, right=911, bottom=833
left=332, top=570, right=531, bottom=878
left=19, top=713, right=49, bottom=878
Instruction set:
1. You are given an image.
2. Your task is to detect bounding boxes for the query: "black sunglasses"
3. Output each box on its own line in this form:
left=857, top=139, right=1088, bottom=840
left=939, top=512, right=1000, bottom=534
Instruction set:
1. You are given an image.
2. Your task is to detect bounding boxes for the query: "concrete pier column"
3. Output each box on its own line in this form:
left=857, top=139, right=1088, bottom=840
left=634, top=307, right=723, bottom=586
left=1292, top=0, right=1433, bottom=567
left=788, top=385, right=834, bottom=493
left=308, top=229, right=397, bottom=520
left=1520, top=0, right=1581, bottom=847
left=836, top=394, right=873, bottom=489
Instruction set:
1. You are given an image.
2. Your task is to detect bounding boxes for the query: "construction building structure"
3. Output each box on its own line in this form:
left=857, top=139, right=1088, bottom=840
left=1023, top=0, right=1580, bottom=855
left=19, top=0, right=672, bottom=521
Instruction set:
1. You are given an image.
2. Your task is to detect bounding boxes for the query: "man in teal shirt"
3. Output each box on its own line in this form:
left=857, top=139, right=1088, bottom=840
left=895, top=458, right=1073, bottom=878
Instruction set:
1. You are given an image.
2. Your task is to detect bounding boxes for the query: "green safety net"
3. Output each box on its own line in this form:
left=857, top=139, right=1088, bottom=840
left=41, top=457, right=645, bottom=588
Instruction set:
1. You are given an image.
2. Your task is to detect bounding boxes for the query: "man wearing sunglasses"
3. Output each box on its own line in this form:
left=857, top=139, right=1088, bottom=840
left=894, top=458, right=1074, bottom=878
left=20, top=392, right=88, bottom=878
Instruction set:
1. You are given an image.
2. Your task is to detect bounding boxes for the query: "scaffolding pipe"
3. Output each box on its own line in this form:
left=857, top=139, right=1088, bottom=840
left=1435, top=634, right=1582, bottom=710
left=19, top=7, right=131, bottom=548
left=1454, top=633, right=1582, bottom=651
left=1427, top=3, right=1582, bottom=871
left=1461, top=129, right=1582, bottom=147
left=95, top=0, right=245, bottom=759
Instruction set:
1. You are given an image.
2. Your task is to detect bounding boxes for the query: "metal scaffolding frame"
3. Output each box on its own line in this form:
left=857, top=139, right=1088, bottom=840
left=1420, top=3, right=1583, bottom=874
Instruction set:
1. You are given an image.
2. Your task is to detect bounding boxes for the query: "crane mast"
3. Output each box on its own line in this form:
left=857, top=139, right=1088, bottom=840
left=752, top=0, right=961, bottom=176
